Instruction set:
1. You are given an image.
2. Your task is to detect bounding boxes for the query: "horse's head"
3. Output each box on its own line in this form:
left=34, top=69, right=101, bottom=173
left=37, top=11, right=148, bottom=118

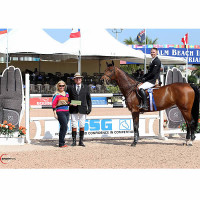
left=101, top=60, right=116, bottom=84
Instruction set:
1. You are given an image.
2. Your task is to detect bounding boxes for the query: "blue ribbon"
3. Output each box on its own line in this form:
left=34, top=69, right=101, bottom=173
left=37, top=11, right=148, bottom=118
left=147, top=88, right=157, bottom=111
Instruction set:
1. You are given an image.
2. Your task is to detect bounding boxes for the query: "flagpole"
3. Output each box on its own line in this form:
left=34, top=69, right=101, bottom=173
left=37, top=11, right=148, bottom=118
left=78, top=32, right=81, bottom=74
left=186, top=32, right=188, bottom=82
left=6, top=28, right=8, bottom=68
left=144, top=28, right=146, bottom=74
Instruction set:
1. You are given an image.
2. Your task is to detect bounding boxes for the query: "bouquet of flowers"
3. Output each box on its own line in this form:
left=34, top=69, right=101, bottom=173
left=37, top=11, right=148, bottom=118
left=0, top=120, right=26, bottom=137
left=18, top=126, right=26, bottom=137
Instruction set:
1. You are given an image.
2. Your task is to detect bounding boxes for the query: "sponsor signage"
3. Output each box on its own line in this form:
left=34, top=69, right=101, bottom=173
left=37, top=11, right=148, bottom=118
left=30, top=97, right=108, bottom=106
left=43, top=116, right=153, bottom=139
left=30, top=97, right=52, bottom=106
left=132, top=47, right=200, bottom=64
left=44, top=118, right=134, bottom=139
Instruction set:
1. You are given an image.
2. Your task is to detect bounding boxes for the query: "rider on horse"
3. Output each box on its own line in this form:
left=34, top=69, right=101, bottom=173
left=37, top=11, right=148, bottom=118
left=138, top=47, right=161, bottom=110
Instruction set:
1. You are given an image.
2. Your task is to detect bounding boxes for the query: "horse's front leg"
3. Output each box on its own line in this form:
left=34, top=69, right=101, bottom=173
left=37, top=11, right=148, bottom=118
left=131, top=112, right=139, bottom=147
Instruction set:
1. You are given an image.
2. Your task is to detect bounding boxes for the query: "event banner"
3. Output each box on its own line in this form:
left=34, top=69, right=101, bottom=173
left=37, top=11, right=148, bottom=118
left=42, top=116, right=155, bottom=139
left=44, top=118, right=134, bottom=139
left=30, top=97, right=107, bottom=106
left=131, top=47, right=200, bottom=64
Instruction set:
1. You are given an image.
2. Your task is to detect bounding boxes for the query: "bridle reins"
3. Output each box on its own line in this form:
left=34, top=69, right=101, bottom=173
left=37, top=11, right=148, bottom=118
left=104, top=66, right=140, bottom=98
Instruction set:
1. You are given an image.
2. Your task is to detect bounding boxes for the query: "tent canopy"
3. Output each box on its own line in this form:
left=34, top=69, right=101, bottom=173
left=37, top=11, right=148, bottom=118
left=123, top=53, right=186, bottom=65
left=0, top=29, right=76, bottom=60
left=62, top=28, right=186, bottom=65
left=61, top=28, right=145, bottom=60
left=0, top=28, right=186, bottom=65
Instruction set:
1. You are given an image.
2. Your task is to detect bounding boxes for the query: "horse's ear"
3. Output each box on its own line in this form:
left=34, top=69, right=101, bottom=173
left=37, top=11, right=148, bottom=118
left=106, top=62, right=109, bottom=67
left=112, top=60, right=114, bottom=66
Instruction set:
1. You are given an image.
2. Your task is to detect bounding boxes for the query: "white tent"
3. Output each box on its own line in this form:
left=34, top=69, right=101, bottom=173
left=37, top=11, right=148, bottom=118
left=0, top=28, right=75, bottom=60
left=61, top=28, right=145, bottom=61
left=61, top=28, right=186, bottom=65
left=0, top=28, right=186, bottom=65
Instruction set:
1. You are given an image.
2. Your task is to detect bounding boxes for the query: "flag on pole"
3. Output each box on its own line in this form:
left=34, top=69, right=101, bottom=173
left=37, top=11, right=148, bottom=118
left=0, top=29, right=7, bottom=35
left=70, top=28, right=81, bottom=38
left=137, top=29, right=145, bottom=43
left=181, top=33, right=188, bottom=45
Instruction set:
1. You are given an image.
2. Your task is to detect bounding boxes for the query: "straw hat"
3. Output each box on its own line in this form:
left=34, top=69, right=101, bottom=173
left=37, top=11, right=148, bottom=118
left=74, top=72, right=83, bottom=78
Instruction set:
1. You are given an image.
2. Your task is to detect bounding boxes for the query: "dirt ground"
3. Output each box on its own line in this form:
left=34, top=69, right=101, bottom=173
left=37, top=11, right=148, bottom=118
left=0, top=108, right=200, bottom=169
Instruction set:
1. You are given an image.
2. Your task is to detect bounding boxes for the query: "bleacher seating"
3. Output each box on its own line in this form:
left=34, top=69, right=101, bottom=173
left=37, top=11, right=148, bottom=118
left=23, top=69, right=108, bottom=94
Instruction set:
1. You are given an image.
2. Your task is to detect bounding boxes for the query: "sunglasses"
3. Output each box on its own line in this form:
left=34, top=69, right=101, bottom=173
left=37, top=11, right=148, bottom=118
left=58, top=85, right=65, bottom=87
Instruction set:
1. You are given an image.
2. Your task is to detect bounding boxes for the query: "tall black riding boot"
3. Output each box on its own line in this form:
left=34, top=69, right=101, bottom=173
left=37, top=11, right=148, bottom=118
left=71, top=130, right=77, bottom=146
left=79, top=129, right=85, bottom=147
left=138, top=88, right=148, bottom=111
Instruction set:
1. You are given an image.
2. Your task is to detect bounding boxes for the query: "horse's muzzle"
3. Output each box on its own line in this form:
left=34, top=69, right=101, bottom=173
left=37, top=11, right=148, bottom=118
left=100, top=76, right=110, bottom=85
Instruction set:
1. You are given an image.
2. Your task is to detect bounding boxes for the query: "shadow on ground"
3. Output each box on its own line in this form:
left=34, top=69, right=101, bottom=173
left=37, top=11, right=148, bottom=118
left=93, top=137, right=185, bottom=146
left=30, top=137, right=186, bottom=147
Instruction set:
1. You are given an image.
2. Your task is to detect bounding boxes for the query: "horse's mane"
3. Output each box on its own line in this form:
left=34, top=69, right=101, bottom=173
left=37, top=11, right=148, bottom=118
left=118, top=67, right=138, bottom=83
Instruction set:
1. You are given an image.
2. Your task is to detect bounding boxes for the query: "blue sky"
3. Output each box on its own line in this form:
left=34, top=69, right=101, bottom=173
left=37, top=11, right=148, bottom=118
left=44, top=29, right=200, bottom=45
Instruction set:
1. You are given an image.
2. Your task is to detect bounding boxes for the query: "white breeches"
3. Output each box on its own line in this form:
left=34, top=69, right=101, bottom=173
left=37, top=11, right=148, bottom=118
left=71, top=113, right=86, bottom=128
left=138, top=82, right=155, bottom=90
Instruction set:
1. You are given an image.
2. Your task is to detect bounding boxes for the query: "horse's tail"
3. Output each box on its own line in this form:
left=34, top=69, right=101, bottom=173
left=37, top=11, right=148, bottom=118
left=190, top=84, right=199, bottom=130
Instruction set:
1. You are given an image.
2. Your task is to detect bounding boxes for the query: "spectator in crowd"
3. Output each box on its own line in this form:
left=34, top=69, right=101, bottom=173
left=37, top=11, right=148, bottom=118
left=52, top=80, right=70, bottom=147
left=67, top=72, right=92, bottom=147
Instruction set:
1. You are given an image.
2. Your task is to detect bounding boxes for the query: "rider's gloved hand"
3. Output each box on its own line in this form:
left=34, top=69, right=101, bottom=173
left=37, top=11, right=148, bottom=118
left=0, top=66, right=24, bottom=129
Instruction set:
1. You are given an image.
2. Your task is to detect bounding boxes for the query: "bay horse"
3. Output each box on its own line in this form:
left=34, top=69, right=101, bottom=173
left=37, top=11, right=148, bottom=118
left=101, top=61, right=199, bottom=146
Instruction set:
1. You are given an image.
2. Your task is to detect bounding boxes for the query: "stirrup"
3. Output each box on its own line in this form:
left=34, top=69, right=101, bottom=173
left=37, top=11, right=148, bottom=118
left=142, top=105, right=148, bottom=111
left=137, top=103, right=143, bottom=109
left=138, top=104, right=148, bottom=110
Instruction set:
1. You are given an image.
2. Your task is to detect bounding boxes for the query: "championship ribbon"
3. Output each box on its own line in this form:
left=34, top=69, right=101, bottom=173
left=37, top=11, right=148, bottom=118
left=148, top=88, right=157, bottom=111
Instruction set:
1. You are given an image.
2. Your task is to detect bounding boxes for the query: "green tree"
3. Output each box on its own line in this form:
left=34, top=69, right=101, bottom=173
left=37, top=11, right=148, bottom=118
left=123, top=36, right=158, bottom=45
left=123, top=37, right=135, bottom=45
left=188, top=75, right=197, bottom=83
left=192, top=66, right=200, bottom=76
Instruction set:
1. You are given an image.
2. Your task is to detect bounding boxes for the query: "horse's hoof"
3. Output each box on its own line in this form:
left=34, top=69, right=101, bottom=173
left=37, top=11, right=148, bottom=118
left=186, top=143, right=193, bottom=146
left=185, top=140, right=193, bottom=146
left=131, top=142, right=137, bottom=147
left=191, top=136, right=196, bottom=141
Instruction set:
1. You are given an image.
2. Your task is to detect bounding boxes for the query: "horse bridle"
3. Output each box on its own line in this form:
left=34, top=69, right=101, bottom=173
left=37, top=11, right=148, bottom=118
left=104, top=65, right=116, bottom=80
left=104, top=66, right=140, bottom=98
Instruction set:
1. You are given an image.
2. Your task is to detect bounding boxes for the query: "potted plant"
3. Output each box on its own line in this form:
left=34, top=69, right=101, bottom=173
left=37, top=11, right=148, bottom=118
left=0, top=121, right=26, bottom=145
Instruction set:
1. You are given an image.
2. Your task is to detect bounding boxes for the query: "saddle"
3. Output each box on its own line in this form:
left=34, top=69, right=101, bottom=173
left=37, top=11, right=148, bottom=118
left=136, top=80, right=161, bottom=111
left=136, top=80, right=162, bottom=97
